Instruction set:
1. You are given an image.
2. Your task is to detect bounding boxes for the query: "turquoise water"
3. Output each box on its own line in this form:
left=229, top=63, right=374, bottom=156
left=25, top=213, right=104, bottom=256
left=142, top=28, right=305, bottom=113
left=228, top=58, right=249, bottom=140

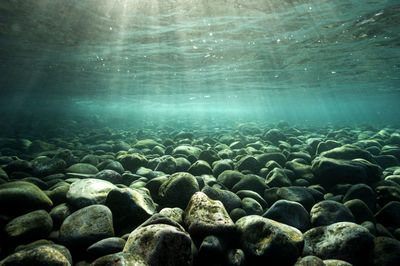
left=0, top=0, right=399, bottom=126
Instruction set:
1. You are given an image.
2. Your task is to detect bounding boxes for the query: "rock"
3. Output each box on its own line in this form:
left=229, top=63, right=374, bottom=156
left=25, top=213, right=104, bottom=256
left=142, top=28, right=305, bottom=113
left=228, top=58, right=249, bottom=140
left=91, top=252, right=147, bottom=266
left=46, top=185, right=70, bottom=206
left=212, top=159, right=233, bottom=177
left=197, top=235, right=226, bottom=265
left=277, top=186, right=315, bottom=211
left=31, top=157, right=66, bottom=177
left=65, top=163, right=98, bottom=175
left=123, top=215, right=192, bottom=266
left=105, top=187, right=156, bottom=235
left=285, top=160, right=314, bottom=181
left=303, top=222, right=374, bottom=265
left=236, top=215, right=303, bottom=265
left=310, top=200, right=355, bottom=227
left=323, top=259, right=353, bottom=266
left=264, top=129, right=287, bottom=145
left=312, top=157, right=371, bottom=188
left=375, top=186, right=400, bottom=207
left=217, top=170, right=245, bottom=190
left=295, top=256, right=325, bottom=266
left=95, top=170, right=123, bottom=184
left=375, top=201, right=400, bottom=228
left=372, top=237, right=400, bottom=266
left=5, top=210, right=53, bottom=243
left=172, top=145, right=201, bottom=159
left=226, top=248, right=246, bottom=266
left=66, top=178, right=117, bottom=208
left=236, top=155, right=261, bottom=173
left=0, top=181, right=53, bottom=216
left=343, top=199, right=375, bottom=224
left=159, top=207, right=184, bottom=224
left=144, top=175, right=168, bottom=202
left=133, top=139, right=161, bottom=150
left=188, top=160, right=213, bottom=176
left=263, top=200, right=310, bottom=232
left=0, top=245, right=72, bottom=265
left=320, top=144, right=374, bottom=161
left=4, top=159, right=32, bottom=174
left=199, top=150, right=221, bottom=165
left=117, top=153, right=148, bottom=172
left=49, top=203, right=73, bottom=229
left=236, top=190, right=268, bottom=209
left=266, top=167, right=292, bottom=187
left=87, top=237, right=126, bottom=258
left=241, top=197, right=263, bottom=215
left=97, top=160, right=125, bottom=174
left=59, top=205, right=114, bottom=250
left=154, top=155, right=177, bottom=174
left=343, top=184, right=376, bottom=212
left=230, top=208, right=247, bottom=223
left=184, top=192, right=235, bottom=237
left=202, top=185, right=241, bottom=213
left=158, top=172, right=199, bottom=209
left=231, top=174, right=267, bottom=196
left=80, top=154, right=100, bottom=166
left=256, top=152, right=287, bottom=167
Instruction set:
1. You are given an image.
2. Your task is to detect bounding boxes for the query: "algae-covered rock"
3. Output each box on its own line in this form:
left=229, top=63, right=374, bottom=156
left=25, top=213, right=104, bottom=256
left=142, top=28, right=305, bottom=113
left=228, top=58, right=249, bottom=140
left=184, top=192, right=235, bottom=237
left=303, top=222, right=374, bottom=265
left=0, top=181, right=53, bottom=215
left=158, top=172, right=199, bottom=209
left=236, top=215, right=303, bottom=265
left=59, top=204, right=114, bottom=250
left=105, top=187, right=156, bottom=235
left=65, top=163, right=98, bottom=175
left=5, top=210, right=53, bottom=242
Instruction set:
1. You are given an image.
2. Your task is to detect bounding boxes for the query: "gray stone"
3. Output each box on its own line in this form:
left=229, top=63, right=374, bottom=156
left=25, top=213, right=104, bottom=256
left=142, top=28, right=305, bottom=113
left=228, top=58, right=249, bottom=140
left=105, top=187, right=156, bottom=235
left=59, top=205, right=114, bottom=250
left=0, top=245, right=72, bottom=266
left=310, top=200, right=355, bottom=227
left=0, top=181, right=53, bottom=216
left=65, top=163, right=98, bottom=175
left=236, top=215, right=303, bottom=265
left=263, top=200, right=310, bottom=232
left=87, top=237, right=126, bottom=257
left=66, top=178, right=117, bottom=208
left=202, top=185, right=241, bottom=213
left=184, top=192, right=235, bottom=237
left=123, top=215, right=192, bottom=266
left=95, top=169, right=123, bottom=184
left=303, top=222, right=374, bottom=265
left=158, top=172, right=199, bottom=209
left=5, top=210, right=53, bottom=242
left=32, top=156, right=66, bottom=177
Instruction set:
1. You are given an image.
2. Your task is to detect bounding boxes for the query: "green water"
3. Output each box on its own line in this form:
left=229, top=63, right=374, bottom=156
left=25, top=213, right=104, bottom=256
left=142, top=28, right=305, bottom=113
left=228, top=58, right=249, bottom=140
left=0, top=0, right=399, bottom=127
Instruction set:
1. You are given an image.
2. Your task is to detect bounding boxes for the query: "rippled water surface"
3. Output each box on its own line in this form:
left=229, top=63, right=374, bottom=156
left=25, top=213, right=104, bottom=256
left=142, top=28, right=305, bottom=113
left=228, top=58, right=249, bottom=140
left=0, top=0, right=399, bottom=124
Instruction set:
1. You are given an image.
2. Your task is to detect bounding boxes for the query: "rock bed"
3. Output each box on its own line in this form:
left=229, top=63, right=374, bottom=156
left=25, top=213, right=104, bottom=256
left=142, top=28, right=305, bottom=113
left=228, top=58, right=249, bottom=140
left=1, top=122, right=400, bottom=265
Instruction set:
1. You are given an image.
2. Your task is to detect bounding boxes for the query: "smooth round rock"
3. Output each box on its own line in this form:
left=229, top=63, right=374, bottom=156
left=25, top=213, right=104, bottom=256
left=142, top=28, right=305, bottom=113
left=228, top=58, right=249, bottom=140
left=263, top=200, right=310, bottom=232
left=310, top=200, right=355, bottom=227
left=5, top=210, right=53, bottom=242
left=66, top=178, right=117, bottom=208
left=236, top=215, right=303, bottom=265
left=65, top=163, right=98, bottom=175
left=158, top=172, right=199, bottom=209
left=202, top=185, right=241, bottom=213
left=0, top=181, right=53, bottom=216
left=87, top=237, right=126, bottom=258
left=303, top=222, right=375, bottom=265
left=59, top=205, right=114, bottom=250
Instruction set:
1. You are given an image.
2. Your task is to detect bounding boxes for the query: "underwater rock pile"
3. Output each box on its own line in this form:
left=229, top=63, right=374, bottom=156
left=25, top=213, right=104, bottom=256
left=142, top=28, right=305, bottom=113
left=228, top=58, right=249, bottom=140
left=1, top=122, right=400, bottom=265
